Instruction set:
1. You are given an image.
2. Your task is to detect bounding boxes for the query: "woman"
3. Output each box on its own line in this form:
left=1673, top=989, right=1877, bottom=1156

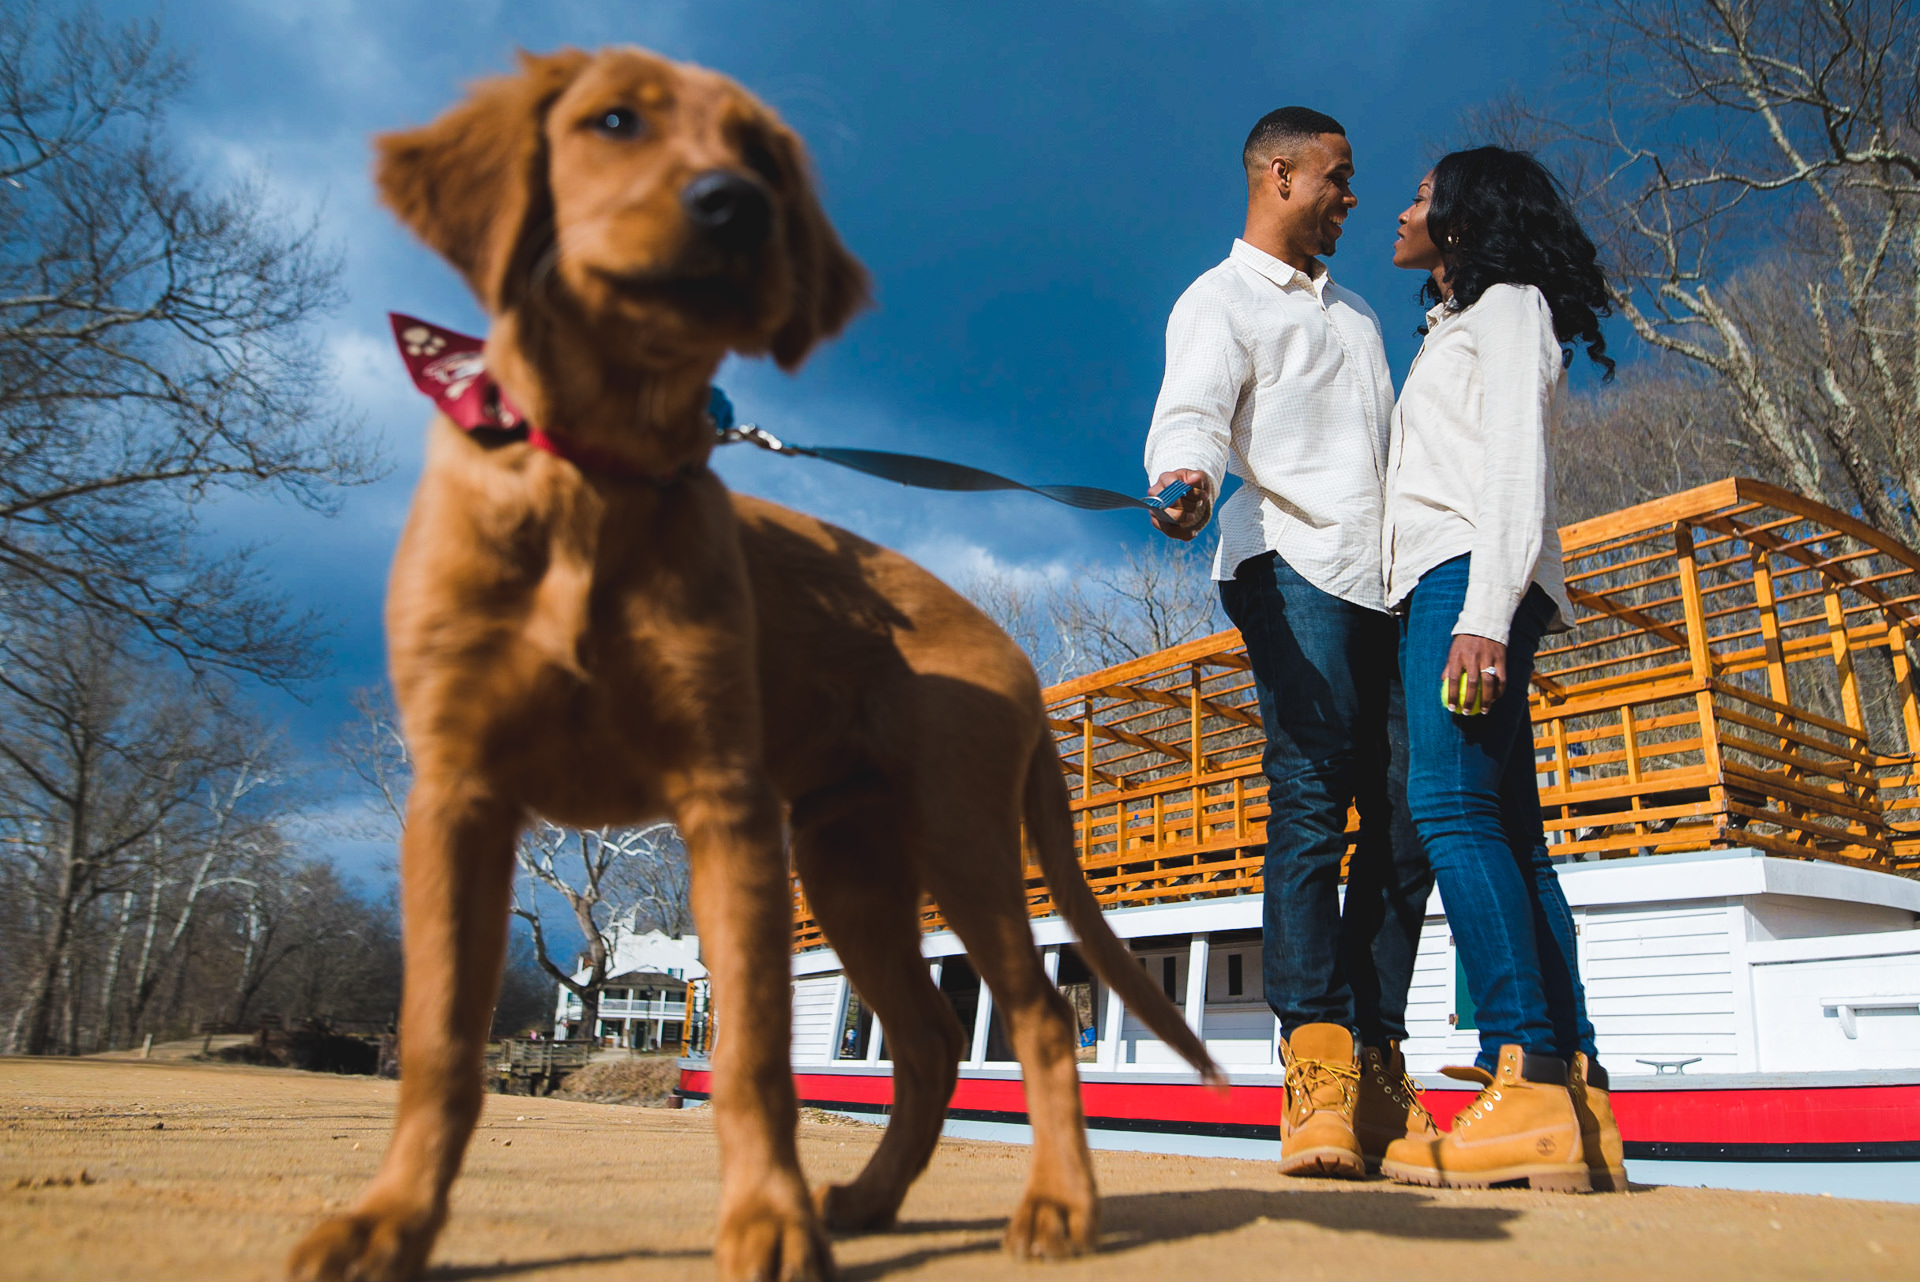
left=1378, top=147, right=1623, bottom=1194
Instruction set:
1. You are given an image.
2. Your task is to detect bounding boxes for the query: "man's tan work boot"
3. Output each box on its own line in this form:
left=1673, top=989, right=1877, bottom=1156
left=1570, top=1051, right=1627, bottom=1191
left=1380, top=1045, right=1590, bottom=1192
left=1277, top=1023, right=1365, bottom=1179
left=1354, top=1042, right=1439, bottom=1172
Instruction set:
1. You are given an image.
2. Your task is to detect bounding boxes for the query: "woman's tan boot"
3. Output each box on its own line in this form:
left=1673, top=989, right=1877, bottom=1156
left=1355, top=1042, right=1439, bottom=1173
left=1277, top=1023, right=1366, bottom=1179
left=1380, top=1045, right=1590, bottom=1192
left=1570, top=1052, right=1627, bottom=1191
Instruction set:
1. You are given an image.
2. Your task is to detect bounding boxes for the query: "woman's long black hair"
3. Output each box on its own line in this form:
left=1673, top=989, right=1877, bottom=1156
left=1424, top=146, right=1614, bottom=378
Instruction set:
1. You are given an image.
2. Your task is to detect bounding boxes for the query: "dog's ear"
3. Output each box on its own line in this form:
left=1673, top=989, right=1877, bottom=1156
left=374, top=49, right=592, bottom=312
left=765, top=121, right=871, bottom=370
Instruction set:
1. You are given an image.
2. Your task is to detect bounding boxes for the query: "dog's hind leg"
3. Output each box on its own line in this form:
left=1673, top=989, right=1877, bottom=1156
left=791, top=799, right=965, bottom=1232
left=287, top=781, right=521, bottom=1282
left=676, top=771, right=836, bottom=1282
left=919, top=817, right=1099, bottom=1260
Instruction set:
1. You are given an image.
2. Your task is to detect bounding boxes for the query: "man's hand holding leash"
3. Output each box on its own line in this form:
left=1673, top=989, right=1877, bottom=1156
left=1150, top=469, right=1212, bottom=541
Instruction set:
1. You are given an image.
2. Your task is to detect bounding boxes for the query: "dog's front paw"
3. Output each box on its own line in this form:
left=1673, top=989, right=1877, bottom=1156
left=716, top=1197, right=836, bottom=1282
left=1003, top=1191, right=1096, bottom=1260
left=813, top=1180, right=899, bottom=1233
left=286, top=1203, right=443, bottom=1282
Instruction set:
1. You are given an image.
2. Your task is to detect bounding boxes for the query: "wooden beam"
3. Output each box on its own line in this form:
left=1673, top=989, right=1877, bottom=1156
left=1560, top=478, right=1743, bottom=552
left=1888, top=621, right=1920, bottom=754
left=1698, top=511, right=1920, bottom=629
left=1095, top=680, right=1262, bottom=730
left=1564, top=583, right=1692, bottom=652
left=1824, top=588, right=1868, bottom=732
left=1043, top=629, right=1246, bottom=702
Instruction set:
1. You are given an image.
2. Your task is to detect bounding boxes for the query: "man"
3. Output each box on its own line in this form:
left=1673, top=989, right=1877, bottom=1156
left=1144, top=107, right=1436, bottom=1178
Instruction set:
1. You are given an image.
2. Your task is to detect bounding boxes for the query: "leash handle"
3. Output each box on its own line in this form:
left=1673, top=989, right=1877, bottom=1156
left=1143, top=478, right=1192, bottom=512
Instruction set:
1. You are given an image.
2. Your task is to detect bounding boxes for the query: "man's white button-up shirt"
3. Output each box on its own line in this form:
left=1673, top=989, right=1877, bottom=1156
left=1143, top=238, right=1394, bottom=609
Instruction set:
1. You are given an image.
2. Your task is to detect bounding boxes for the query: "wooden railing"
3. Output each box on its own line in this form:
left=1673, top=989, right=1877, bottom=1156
left=792, top=477, right=1920, bottom=950
left=1539, top=478, right=1920, bottom=866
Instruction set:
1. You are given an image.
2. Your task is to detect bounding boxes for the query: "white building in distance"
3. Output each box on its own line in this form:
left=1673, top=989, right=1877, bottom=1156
left=554, top=922, right=705, bottom=1050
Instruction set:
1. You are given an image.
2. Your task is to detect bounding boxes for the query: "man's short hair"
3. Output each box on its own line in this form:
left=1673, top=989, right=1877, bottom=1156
left=1243, top=106, right=1346, bottom=172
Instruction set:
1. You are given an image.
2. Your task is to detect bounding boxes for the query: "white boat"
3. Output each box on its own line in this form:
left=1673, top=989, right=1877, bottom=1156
left=679, top=479, right=1920, bottom=1201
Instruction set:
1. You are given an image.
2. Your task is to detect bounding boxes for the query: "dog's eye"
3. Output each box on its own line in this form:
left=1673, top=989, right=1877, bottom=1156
left=592, top=108, right=644, bottom=140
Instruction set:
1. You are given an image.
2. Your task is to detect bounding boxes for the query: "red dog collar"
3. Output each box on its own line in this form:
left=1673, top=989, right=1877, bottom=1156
left=388, top=313, right=705, bottom=485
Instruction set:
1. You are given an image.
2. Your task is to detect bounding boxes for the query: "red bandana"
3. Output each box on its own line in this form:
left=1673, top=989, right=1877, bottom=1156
left=390, top=313, right=526, bottom=431
left=387, top=312, right=701, bottom=484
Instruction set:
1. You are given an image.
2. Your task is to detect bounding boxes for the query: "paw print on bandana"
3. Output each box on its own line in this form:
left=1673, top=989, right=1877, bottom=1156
left=401, top=326, right=447, bottom=358
left=426, top=351, right=487, bottom=401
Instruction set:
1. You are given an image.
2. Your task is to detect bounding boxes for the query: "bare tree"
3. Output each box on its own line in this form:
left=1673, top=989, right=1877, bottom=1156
left=0, top=1, right=380, bottom=682
left=238, top=860, right=401, bottom=1031
left=963, top=537, right=1226, bottom=684
left=1508, top=0, right=1920, bottom=537
left=1555, top=360, right=1755, bottom=521
left=335, top=685, right=694, bottom=1040
left=603, top=825, right=693, bottom=938
left=109, top=742, right=283, bottom=1045
left=333, top=685, right=412, bottom=838
left=0, top=606, right=223, bottom=1051
left=511, top=821, right=682, bottom=1041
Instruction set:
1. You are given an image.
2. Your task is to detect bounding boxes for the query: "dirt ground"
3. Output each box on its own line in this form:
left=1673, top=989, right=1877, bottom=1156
left=2, top=1057, right=1916, bottom=1281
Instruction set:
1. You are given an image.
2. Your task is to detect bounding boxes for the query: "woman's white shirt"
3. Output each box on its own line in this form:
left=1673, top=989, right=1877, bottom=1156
left=1383, top=282, right=1574, bottom=644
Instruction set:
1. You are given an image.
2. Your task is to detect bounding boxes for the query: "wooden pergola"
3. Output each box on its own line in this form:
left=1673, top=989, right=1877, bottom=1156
left=791, top=477, right=1920, bottom=949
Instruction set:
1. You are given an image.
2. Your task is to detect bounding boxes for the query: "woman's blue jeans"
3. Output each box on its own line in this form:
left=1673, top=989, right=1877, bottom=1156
left=1399, top=554, right=1596, bottom=1070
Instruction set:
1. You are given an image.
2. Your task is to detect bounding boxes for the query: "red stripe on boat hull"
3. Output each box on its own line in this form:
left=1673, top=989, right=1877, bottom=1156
left=676, top=1069, right=1920, bottom=1156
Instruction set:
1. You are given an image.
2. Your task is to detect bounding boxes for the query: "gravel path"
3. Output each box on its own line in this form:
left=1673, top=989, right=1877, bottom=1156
left=2, top=1057, right=1915, bottom=1280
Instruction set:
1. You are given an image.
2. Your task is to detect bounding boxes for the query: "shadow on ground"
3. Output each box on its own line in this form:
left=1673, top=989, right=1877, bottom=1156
left=428, top=1247, right=707, bottom=1279
left=841, top=1185, right=1523, bottom=1279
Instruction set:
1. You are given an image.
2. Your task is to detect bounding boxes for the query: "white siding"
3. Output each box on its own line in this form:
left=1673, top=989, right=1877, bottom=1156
left=1204, top=945, right=1257, bottom=1002
left=790, top=976, right=841, bottom=1064
left=1193, top=942, right=1274, bottom=1064
left=1120, top=949, right=1189, bottom=1066
left=1751, top=934, right=1920, bottom=1071
left=1200, top=1005, right=1275, bottom=1066
left=1583, top=901, right=1740, bottom=1074
left=1401, top=916, right=1457, bottom=1071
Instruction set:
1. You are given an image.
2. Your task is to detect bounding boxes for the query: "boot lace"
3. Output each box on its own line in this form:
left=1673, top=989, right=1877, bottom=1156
left=1455, top=1082, right=1504, bottom=1134
left=1284, top=1058, right=1362, bottom=1119
left=1380, top=1066, right=1436, bottom=1131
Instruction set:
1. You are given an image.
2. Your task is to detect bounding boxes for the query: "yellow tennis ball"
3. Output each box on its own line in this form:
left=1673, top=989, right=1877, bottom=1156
left=1442, top=673, right=1485, bottom=716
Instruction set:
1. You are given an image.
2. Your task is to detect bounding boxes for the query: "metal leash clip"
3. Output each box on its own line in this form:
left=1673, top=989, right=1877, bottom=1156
left=709, top=387, right=803, bottom=456
left=717, top=422, right=799, bottom=456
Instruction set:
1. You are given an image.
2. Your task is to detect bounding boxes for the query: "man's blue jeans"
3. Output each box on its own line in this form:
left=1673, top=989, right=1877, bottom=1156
left=1399, top=554, right=1597, bottom=1070
left=1219, top=552, right=1430, bottom=1047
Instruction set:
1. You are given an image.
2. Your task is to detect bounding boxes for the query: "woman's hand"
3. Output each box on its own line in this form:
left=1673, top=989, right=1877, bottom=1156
left=1443, top=633, right=1507, bottom=715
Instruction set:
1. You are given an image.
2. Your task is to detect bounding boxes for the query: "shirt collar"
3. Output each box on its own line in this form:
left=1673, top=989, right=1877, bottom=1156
left=1231, top=238, right=1331, bottom=301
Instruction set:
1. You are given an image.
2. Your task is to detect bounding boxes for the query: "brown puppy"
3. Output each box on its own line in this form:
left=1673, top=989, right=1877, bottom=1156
left=288, top=47, right=1218, bottom=1282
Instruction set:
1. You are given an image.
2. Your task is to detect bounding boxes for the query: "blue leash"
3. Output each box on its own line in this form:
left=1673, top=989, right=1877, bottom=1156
left=707, top=388, right=1191, bottom=514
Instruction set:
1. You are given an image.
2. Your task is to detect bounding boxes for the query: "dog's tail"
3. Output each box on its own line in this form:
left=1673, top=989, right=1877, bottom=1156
left=1024, top=732, right=1225, bottom=1086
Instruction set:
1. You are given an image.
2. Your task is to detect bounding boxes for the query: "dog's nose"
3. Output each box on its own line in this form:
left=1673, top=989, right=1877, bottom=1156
left=681, top=171, right=772, bottom=250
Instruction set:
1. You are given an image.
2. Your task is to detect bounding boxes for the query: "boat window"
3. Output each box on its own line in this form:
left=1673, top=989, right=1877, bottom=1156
left=1227, top=952, right=1243, bottom=997
left=836, top=988, right=872, bottom=1060
left=1162, top=956, right=1177, bottom=1000
left=1053, top=947, right=1098, bottom=1062
left=938, top=955, right=981, bottom=1060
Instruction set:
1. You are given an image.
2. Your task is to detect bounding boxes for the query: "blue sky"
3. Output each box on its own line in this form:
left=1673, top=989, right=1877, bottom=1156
left=93, top=0, right=1574, bottom=874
